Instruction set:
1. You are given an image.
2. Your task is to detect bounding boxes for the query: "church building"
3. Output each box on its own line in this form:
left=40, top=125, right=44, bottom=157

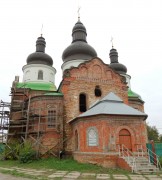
left=9, top=16, right=148, bottom=170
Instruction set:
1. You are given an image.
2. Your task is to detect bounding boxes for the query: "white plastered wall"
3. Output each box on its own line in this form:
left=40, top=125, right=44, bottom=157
left=22, top=64, right=56, bottom=83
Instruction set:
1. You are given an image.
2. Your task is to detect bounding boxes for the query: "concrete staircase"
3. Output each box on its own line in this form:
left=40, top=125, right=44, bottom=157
left=123, top=156, right=159, bottom=173
left=117, top=144, right=161, bottom=174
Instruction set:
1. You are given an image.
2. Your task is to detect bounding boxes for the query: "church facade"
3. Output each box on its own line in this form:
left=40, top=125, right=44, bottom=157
left=9, top=18, right=148, bottom=169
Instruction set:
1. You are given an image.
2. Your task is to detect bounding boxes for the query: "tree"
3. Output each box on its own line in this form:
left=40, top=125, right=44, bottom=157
left=159, top=134, right=162, bottom=142
left=147, top=124, right=160, bottom=142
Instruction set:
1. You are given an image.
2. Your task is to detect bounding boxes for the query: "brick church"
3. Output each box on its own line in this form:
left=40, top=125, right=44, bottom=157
left=9, top=17, right=148, bottom=168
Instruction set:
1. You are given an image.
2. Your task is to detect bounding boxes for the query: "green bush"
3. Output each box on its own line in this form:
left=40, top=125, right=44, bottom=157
left=19, top=141, right=36, bottom=163
left=0, top=144, right=5, bottom=153
left=159, top=157, right=162, bottom=167
left=0, top=140, right=36, bottom=163
left=0, top=140, right=20, bottom=160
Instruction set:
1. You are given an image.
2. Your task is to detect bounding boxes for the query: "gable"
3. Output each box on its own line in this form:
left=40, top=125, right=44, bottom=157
left=60, top=58, right=129, bottom=122
left=64, top=58, right=125, bottom=85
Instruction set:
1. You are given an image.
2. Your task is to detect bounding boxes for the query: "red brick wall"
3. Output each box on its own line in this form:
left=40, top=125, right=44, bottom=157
left=71, top=115, right=147, bottom=153
left=60, top=58, right=128, bottom=152
left=29, top=95, right=64, bottom=154
left=73, top=152, right=118, bottom=168
left=117, top=157, right=132, bottom=171
left=9, top=90, right=64, bottom=155
left=71, top=115, right=147, bottom=168
left=128, top=99, right=144, bottom=112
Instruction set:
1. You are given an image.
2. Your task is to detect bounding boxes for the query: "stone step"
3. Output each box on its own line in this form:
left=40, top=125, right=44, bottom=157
left=129, top=161, right=152, bottom=164
left=135, top=168, right=159, bottom=173
left=136, top=166, right=158, bottom=170
left=122, top=156, right=160, bottom=174
left=128, top=160, right=150, bottom=164
left=134, top=165, right=159, bottom=172
left=124, top=158, right=150, bottom=163
left=123, top=156, right=148, bottom=159
left=129, top=163, right=155, bottom=168
left=136, top=162, right=154, bottom=165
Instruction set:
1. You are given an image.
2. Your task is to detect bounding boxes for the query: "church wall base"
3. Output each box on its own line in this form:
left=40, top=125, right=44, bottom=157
left=73, top=151, right=119, bottom=169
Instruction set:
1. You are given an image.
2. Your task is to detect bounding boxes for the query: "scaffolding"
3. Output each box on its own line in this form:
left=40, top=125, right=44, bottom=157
left=0, top=100, right=10, bottom=144
left=8, top=85, right=64, bottom=158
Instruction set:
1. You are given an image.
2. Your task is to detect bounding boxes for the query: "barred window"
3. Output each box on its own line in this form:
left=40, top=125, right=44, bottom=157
left=48, top=110, right=56, bottom=128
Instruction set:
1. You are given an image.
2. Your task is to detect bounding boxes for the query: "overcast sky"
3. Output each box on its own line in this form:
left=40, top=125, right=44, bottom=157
left=0, top=0, right=162, bottom=133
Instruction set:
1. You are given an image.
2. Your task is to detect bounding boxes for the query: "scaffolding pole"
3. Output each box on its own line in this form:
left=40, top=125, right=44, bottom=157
left=0, top=100, right=10, bottom=143
left=25, top=96, right=31, bottom=140
left=9, top=86, right=64, bottom=157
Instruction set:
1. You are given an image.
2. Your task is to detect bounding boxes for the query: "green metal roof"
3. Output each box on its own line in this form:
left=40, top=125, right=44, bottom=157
left=44, top=92, right=63, bottom=96
left=16, top=82, right=57, bottom=91
left=128, top=89, right=142, bottom=100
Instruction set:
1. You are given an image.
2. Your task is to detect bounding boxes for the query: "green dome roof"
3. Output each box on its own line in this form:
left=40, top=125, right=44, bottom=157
left=128, top=89, right=143, bottom=101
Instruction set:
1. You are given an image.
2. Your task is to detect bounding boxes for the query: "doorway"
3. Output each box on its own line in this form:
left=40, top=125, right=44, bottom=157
left=119, top=129, right=132, bottom=151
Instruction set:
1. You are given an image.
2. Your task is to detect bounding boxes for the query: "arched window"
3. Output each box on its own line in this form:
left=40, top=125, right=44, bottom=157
left=38, top=70, right=43, bottom=80
left=25, top=70, right=30, bottom=80
left=75, top=130, right=79, bottom=150
left=48, top=109, right=56, bottom=128
left=94, top=85, right=102, bottom=97
left=87, top=127, right=98, bottom=146
left=50, top=73, right=54, bottom=82
left=79, top=93, right=87, bottom=112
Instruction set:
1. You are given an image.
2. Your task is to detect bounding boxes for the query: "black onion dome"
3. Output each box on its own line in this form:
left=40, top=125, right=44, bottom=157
left=27, top=36, right=53, bottom=66
left=62, top=20, right=97, bottom=62
left=109, top=48, right=127, bottom=74
left=72, top=21, right=87, bottom=42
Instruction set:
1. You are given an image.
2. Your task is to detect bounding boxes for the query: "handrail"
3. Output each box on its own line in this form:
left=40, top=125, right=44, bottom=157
left=118, top=144, right=161, bottom=172
left=117, top=144, right=137, bottom=172
left=136, top=144, right=144, bottom=157
left=136, top=144, right=161, bottom=170
left=147, top=148, right=161, bottom=170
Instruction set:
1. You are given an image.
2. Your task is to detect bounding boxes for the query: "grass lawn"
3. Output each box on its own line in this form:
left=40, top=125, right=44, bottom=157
left=0, top=157, right=130, bottom=174
left=0, top=158, right=161, bottom=180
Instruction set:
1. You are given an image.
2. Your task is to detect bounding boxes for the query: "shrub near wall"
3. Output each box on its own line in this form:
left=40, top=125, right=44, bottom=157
left=0, top=140, right=36, bottom=163
left=0, top=143, right=5, bottom=153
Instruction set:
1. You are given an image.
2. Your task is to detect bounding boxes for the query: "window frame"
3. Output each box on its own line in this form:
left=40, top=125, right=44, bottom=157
left=79, top=93, right=87, bottom=112
left=94, top=85, right=102, bottom=97
left=47, top=109, right=57, bottom=128
left=38, top=70, right=43, bottom=80
left=87, top=127, right=99, bottom=147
